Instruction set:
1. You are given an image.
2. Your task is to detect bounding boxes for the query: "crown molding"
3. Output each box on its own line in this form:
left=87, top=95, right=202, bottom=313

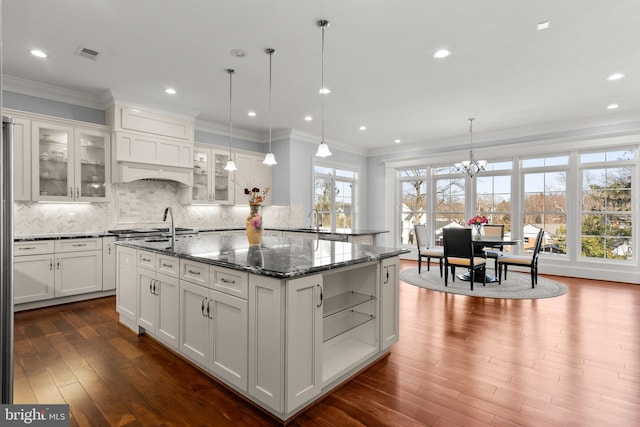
left=194, top=118, right=264, bottom=142
left=286, top=128, right=368, bottom=156
left=2, top=75, right=105, bottom=109
left=105, top=89, right=201, bottom=120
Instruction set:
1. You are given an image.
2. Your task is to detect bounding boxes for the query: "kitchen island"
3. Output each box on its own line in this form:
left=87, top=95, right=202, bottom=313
left=115, top=234, right=408, bottom=421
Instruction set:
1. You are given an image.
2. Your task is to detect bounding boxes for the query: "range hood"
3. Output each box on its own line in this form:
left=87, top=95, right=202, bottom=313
left=115, top=161, right=193, bottom=186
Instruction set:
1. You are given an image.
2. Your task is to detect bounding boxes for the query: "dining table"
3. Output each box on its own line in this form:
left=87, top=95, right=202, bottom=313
left=459, top=236, right=521, bottom=283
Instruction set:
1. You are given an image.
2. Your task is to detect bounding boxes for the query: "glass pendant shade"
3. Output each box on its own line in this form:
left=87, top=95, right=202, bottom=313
left=315, top=142, right=332, bottom=157
left=263, top=152, right=277, bottom=165
left=224, top=159, right=237, bottom=171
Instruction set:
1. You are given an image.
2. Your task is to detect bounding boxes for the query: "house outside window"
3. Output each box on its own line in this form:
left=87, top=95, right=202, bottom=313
left=522, top=155, right=569, bottom=254
left=399, top=168, right=427, bottom=245
left=313, top=163, right=358, bottom=232
left=580, top=149, right=634, bottom=260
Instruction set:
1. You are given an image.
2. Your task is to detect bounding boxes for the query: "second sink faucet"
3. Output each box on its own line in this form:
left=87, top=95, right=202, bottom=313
left=163, top=207, right=175, bottom=251
left=310, top=208, right=321, bottom=231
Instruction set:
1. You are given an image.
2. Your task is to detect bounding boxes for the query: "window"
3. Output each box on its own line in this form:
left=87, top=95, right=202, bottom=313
left=580, top=149, right=634, bottom=260
left=399, top=168, right=427, bottom=245
left=522, top=155, right=568, bottom=254
left=476, top=160, right=513, bottom=231
left=313, top=163, right=358, bottom=232
left=434, top=166, right=465, bottom=245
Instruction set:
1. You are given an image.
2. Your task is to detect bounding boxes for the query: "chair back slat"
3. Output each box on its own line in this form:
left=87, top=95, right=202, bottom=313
left=443, top=228, right=474, bottom=258
left=414, top=224, right=428, bottom=248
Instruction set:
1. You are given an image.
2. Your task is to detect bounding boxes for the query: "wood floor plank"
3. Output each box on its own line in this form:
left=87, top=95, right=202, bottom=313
left=12, top=262, right=640, bottom=426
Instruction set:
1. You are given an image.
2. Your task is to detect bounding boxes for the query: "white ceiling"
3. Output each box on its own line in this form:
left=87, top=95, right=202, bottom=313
left=3, top=0, right=640, bottom=155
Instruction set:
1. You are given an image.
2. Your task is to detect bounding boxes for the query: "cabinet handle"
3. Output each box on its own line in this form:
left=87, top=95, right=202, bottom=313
left=76, top=187, right=80, bottom=198
left=188, top=269, right=201, bottom=276
left=72, top=243, right=87, bottom=247
left=201, top=297, right=207, bottom=317
left=142, top=257, right=151, bottom=262
left=317, top=284, right=324, bottom=308
left=153, top=279, right=158, bottom=295
left=49, top=259, right=53, bottom=270
left=207, top=299, right=212, bottom=319
left=220, top=278, right=235, bottom=284
left=69, top=187, right=73, bottom=198
left=384, top=267, right=389, bottom=284
left=56, top=259, right=60, bottom=270
left=18, top=246, right=36, bottom=251
left=162, top=262, right=173, bottom=268
left=108, top=245, right=111, bottom=255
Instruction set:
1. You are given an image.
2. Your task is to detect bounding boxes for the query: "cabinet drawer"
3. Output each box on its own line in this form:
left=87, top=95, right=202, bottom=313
left=137, top=250, right=156, bottom=269
left=180, top=259, right=209, bottom=286
left=55, top=238, right=102, bottom=253
left=157, top=254, right=179, bottom=278
left=211, top=266, right=248, bottom=299
left=14, top=240, right=55, bottom=256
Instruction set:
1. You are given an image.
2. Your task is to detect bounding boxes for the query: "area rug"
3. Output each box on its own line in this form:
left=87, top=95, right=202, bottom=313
left=400, top=267, right=568, bottom=299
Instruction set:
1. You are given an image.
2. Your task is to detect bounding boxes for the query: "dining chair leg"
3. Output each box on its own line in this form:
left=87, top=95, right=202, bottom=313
left=426, top=257, right=431, bottom=272
left=438, top=259, right=443, bottom=277
left=444, top=264, right=449, bottom=286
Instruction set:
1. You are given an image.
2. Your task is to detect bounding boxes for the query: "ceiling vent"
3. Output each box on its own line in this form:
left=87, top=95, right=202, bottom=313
left=75, top=46, right=101, bottom=60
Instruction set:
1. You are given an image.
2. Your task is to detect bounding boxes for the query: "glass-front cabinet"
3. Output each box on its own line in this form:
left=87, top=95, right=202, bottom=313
left=191, top=144, right=233, bottom=205
left=32, top=121, right=110, bottom=202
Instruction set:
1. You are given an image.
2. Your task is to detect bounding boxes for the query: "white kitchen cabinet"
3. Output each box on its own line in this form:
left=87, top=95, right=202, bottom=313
left=285, top=275, right=323, bottom=412
left=116, top=246, right=138, bottom=330
left=179, top=264, right=249, bottom=390
left=380, top=257, right=399, bottom=350
left=54, top=249, right=103, bottom=297
left=248, top=275, right=284, bottom=412
left=12, top=116, right=31, bottom=201
left=234, top=151, right=272, bottom=206
left=31, top=121, right=110, bottom=202
left=138, top=262, right=180, bottom=350
left=13, top=253, right=55, bottom=304
left=103, top=236, right=117, bottom=291
left=190, top=144, right=233, bottom=205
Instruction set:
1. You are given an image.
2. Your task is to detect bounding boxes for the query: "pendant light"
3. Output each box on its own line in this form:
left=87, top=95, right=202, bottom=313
left=263, top=48, right=278, bottom=165
left=454, top=118, right=486, bottom=178
left=223, top=68, right=238, bottom=172
left=315, top=19, right=332, bottom=158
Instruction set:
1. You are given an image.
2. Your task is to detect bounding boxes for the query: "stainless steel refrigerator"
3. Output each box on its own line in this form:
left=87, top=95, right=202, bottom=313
left=1, top=116, right=14, bottom=403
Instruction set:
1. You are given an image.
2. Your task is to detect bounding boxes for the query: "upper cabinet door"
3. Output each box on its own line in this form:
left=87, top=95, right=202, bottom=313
left=192, top=146, right=212, bottom=203
left=75, top=128, right=111, bottom=202
left=32, top=121, right=74, bottom=201
left=12, top=116, right=31, bottom=201
left=211, top=148, right=232, bottom=204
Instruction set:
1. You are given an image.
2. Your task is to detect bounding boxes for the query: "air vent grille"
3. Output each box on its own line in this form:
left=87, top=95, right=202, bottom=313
left=76, top=46, right=101, bottom=60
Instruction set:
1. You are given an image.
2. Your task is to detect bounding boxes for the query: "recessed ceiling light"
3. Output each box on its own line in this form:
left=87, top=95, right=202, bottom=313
left=394, top=139, right=401, bottom=144
left=433, top=49, right=451, bottom=59
left=30, top=49, right=48, bottom=58
left=319, top=88, right=331, bottom=94
left=607, top=73, right=625, bottom=81
left=165, top=88, right=177, bottom=95
left=536, top=21, right=551, bottom=31
left=359, top=126, right=367, bottom=131
left=230, top=49, right=247, bottom=58
left=248, top=111, right=256, bottom=117
left=607, top=104, right=619, bottom=110
left=304, top=116, right=313, bottom=121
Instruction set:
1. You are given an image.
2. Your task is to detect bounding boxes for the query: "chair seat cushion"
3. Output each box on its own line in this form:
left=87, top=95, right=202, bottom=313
left=448, top=257, right=486, bottom=267
left=420, top=247, right=444, bottom=257
left=499, top=254, right=533, bottom=266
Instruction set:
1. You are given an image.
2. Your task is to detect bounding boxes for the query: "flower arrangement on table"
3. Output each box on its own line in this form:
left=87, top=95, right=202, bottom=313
left=468, top=214, right=488, bottom=239
left=244, top=187, right=270, bottom=244
left=468, top=215, right=488, bottom=226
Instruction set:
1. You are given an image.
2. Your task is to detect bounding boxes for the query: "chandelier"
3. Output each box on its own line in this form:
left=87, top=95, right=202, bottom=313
left=454, top=118, right=486, bottom=178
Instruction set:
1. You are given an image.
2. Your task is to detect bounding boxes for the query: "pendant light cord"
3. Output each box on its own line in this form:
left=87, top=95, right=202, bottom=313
left=228, top=69, right=234, bottom=156
left=269, top=50, right=273, bottom=151
left=469, top=117, right=474, bottom=149
left=321, top=23, right=325, bottom=144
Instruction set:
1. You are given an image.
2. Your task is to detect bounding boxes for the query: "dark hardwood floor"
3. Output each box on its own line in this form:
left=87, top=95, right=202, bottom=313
left=12, top=260, right=640, bottom=426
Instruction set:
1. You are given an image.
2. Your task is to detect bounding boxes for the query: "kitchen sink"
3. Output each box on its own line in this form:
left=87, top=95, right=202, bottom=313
left=144, top=238, right=170, bottom=243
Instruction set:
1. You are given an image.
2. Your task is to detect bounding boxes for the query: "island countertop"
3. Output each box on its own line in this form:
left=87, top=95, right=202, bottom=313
left=115, top=234, right=408, bottom=279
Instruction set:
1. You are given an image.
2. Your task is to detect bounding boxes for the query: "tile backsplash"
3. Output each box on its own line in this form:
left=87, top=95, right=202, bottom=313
left=14, top=180, right=302, bottom=236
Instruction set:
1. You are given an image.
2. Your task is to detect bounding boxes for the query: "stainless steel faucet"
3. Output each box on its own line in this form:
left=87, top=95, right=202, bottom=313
left=310, top=209, right=321, bottom=231
left=163, top=207, right=175, bottom=251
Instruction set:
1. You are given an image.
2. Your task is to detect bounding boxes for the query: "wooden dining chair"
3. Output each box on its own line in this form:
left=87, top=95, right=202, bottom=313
left=443, top=228, right=487, bottom=291
left=498, top=227, right=545, bottom=288
left=414, top=224, right=444, bottom=277
left=482, top=224, right=504, bottom=275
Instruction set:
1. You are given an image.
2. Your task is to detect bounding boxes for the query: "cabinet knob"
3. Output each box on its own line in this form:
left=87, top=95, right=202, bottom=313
left=317, top=284, right=324, bottom=308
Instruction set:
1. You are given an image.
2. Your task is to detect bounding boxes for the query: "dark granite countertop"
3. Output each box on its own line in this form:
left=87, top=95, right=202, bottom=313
left=116, top=234, right=408, bottom=279
left=14, top=231, right=110, bottom=241
left=198, top=226, right=389, bottom=236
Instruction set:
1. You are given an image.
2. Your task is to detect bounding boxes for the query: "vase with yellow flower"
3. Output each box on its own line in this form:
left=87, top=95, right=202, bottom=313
left=245, top=187, right=270, bottom=245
